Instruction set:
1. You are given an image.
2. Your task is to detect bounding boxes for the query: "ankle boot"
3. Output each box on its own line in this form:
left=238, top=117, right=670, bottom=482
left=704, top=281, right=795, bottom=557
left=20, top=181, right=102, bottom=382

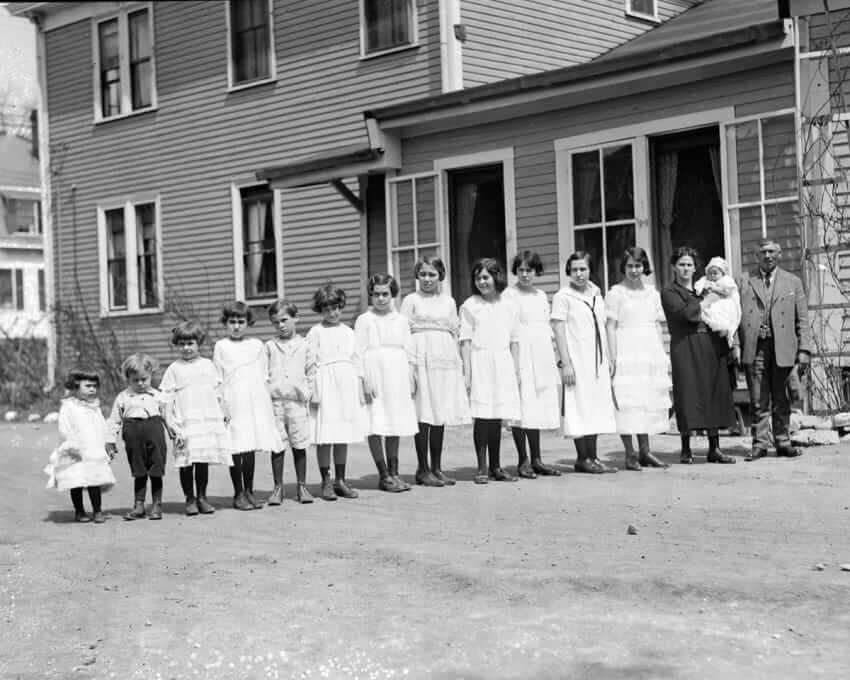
left=624, top=450, right=641, bottom=471
left=148, top=489, right=163, bottom=520
left=124, top=499, right=146, bottom=521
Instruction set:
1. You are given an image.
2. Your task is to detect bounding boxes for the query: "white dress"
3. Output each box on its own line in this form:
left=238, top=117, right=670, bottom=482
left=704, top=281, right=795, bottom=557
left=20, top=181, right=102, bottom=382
left=399, top=292, right=471, bottom=427
left=459, top=294, right=521, bottom=420
left=551, top=283, right=617, bottom=438
left=306, top=322, right=367, bottom=444
left=605, top=283, right=672, bottom=435
left=355, top=309, right=419, bottom=437
left=503, top=286, right=561, bottom=430
left=214, top=337, right=284, bottom=454
left=160, top=358, right=233, bottom=467
left=44, top=398, right=116, bottom=491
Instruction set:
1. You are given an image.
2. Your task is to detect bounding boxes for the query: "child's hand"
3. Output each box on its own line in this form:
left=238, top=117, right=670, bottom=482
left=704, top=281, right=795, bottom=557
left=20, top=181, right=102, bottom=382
left=105, top=443, right=117, bottom=460
left=464, top=372, right=471, bottom=393
left=362, top=377, right=375, bottom=404
left=174, top=433, right=186, bottom=449
left=560, top=361, right=576, bottom=387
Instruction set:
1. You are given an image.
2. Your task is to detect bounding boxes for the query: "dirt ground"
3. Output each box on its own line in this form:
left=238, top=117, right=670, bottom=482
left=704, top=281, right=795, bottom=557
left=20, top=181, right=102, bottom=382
left=1, top=422, right=849, bottom=680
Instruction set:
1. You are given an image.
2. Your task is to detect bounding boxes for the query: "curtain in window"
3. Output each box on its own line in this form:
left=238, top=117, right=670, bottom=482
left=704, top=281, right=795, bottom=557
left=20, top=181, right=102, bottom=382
left=99, top=19, right=121, bottom=117
left=656, top=150, right=678, bottom=285
left=106, top=209, right=127, bottom=309
left=136, top=204, right=157, bottom=308
left=242, top=195, right=276, bottom=299
left=365, top=0, right=411, bottom=53
left=129, top=9, right=152, bottom=109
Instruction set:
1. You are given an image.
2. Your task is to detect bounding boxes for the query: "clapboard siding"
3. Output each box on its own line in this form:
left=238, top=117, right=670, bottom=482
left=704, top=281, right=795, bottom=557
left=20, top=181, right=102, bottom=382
left=43, top=0, right=442, bottom=367
left=462, top=0, right=698, bottom=87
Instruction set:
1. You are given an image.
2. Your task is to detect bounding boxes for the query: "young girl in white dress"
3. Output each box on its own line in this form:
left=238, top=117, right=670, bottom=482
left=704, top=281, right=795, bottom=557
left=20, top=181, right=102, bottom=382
left=160, top=321, right=232, bottom=515
left=605, top=247, right=672, bottom=471
left=503, top=250, right=562, bottom=479
left=551, top=252, right=618, bottom=474
left=44, top=368, right=116, bottom=523
left=400, top=256, right=470, bottom=487
left=460, top=258, right=522, bottom=484
left=307, top=284, right=366, bottom=501
left=356, top=273, right=418, bottom=493
left=214, top=301, right=284, bottom=511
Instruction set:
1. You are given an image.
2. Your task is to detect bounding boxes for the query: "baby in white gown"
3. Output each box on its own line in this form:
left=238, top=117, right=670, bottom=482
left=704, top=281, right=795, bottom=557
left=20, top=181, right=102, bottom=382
left=695, top=256, right=740, bottom=347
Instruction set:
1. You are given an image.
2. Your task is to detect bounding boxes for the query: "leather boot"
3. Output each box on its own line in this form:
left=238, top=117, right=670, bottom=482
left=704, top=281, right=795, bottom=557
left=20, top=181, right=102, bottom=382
left=624, top=451, right=642, bottom=471
left=124, top=500, right=146, bottom=521
left=148, top=487, right=163, bottom=520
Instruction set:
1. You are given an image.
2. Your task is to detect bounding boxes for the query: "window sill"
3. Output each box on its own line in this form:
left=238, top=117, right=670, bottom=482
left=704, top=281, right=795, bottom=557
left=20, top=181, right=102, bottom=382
left=244, top=297, right=279, bottom=308
left=625, top=10, right=660, bottom=24
left=360, top=42, right=419, bottom=61
left=100, top=306, right=163, bottom=319
left=94, top=106, right=159, bottom=126
left=227, top=77, right=277, bottom=93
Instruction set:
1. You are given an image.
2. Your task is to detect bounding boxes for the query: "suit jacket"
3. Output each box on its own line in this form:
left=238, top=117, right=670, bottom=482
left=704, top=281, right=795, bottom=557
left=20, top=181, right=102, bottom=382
left=738, top=267, right=811, bottom=367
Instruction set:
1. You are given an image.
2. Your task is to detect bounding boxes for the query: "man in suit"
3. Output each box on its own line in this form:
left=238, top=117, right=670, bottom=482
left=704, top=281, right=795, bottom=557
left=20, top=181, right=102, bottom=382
left=738, top=239, right=811, bottom=460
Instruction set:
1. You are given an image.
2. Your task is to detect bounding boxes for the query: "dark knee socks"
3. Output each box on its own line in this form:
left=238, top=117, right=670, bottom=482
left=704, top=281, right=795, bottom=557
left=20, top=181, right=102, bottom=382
left=512, top=427, right=528, bottom=464
left=150, top=475, right=163, bottom=503
left=87, top=487, right=102, bottom=513
left=527, top=429, right=541, bottom=462
left=271, top=451, right=284, bottom=486
left=70, top=487, right=85, bottom=513
left=414, top=423, right=429, bottom=472
left=293, top=449, right=307, bottom=484
left=133, top=476, right=147, bottom=502
left=417, top=423, right=446, bottom=472
left=194, top=464, right=208, bottom=498
left=474, top=418, right=502, bottom=471
left=473, top=419, right=488, bottom=471
left=180, top=466, right=196, bottom=499
left=241, top=452, right=256, bottom=493
left=429, top=425, right=444, bottom=470
left=230, top=453, right=244, bottom=495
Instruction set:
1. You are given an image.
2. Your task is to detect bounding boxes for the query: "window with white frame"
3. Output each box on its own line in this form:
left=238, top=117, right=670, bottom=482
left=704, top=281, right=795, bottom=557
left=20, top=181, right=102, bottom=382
left=232, top=184, right=282, bottom=301
left=94, top=4, right=156, bottom=121
left=361, top=0, right=417, bottom=57
left=98, top=198, right=163, bottom=314
left=227, top=0, right=275, bottom=87
left=0, top=269, right=25, bottom=310
left=626, top=0, right=658, bottom=22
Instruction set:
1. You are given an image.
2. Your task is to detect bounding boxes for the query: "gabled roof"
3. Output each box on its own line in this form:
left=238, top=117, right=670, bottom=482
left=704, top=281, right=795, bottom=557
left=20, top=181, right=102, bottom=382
left=0, top=133, right=39, bottom=190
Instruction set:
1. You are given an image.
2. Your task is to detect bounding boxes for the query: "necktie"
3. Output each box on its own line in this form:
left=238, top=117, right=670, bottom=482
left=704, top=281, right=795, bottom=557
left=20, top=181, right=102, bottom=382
left=764, top=272, right=771, bottom=290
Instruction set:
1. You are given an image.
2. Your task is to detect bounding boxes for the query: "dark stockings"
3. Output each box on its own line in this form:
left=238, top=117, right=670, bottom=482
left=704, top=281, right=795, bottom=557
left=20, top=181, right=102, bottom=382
left=512, top=427, right=542, bottom=465
left=293, top=449, right=307, bottom=484
left=368, top=435, right=400, bottom=479
left=415, top=422, right=446, bottom=473
left=71, top=487, right=101, bottom=513
left=133, top=475, right=163, bottom=502
left=180, top=463, right=209, bottom=500
left=271, top=451, right=284, bottom=487
left=707, top=429, right=720, bottom=453
left=230, top=452, right=255, bottom=495
left=318, top=444, right=348, bottom=482
left=473, top=418, right=503, bottom=473
left=574, top=435, right=598, bottom=462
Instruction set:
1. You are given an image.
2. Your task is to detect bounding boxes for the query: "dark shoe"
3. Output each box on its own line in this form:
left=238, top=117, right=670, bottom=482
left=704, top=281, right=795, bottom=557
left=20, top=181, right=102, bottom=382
left=680, top=450, right=694, bottom=465
left=321, top=479, right=337, bottom=501
left=245, top=490, right=264, bottom=509
left=745, top=448, right=768, bottom=462
left=379, top=476, right=405, bottom=493
left=185, top=498, right=199, bottom=516
left=148, top=502, right=163, bottom=520
left=595, top=458, right=618, bottom=473
left=232, top=493, right=252, bottom=511
left=196, top=497, right=215, bottom=514
left=333, top=480, right=359, bottom=499
left=489, top=467, right=518, bottom=482
left=92, top=511, right=106, bottom=524
left=574, top=458, right=606, bottom=474
left=415, top=470, right=445, bottom=487
left=124, top=501, right=146, bottom=521
left=639, top=451, right=670, bottom=469
left=296, top=484, right=315, bottom=504
left=74, top=511, right=91, bottom=523
left=624, top=454, right=642, bottom=471
left=393, top=475, right=411, bottom=491
left=517, top=462, right=537, bottom=479
left=267, top=486, right=283, bottom=506
left=531, top=461, right=561, bottom=476
left=707, top=449, right=736, bottom=464
left=473, top=472, right=489, bottom=484
left=776, top=445, right=802, bottom=458
left=432, top=469, right=457, bottom=486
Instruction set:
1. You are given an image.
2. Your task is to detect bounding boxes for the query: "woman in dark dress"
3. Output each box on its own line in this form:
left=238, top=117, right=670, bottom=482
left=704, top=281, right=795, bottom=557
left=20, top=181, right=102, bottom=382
left=660, top=247, right=737, bottom=464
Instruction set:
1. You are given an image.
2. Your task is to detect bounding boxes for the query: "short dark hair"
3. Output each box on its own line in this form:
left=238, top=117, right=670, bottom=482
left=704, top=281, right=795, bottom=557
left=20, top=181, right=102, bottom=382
left=268, top=299, right=298, bottom=319
left=511, top=250, right=543, bottom=276
left=414, top=255, right=446, bottom=281
left=565, top=251, right=593, bottom=275
left=368, top=273, right=399, bottom=297
left=670, top=246, right=700, bottom=268
left=312, top=284, right=347, bottom=313
left=220, top=300, right=255, bottom=326
left=619, top=246, right=653, bottom=276
left=470, top=258, right=507, bottom=294
left=64, top=367, right=100, bottom=391
left=171, top=321, right=206, bottom=346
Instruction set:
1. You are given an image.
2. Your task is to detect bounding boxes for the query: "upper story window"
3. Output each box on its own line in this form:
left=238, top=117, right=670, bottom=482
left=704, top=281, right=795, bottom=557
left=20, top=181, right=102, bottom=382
left=227, top=0, right=276, bottom=89
left=0, top=197, right=41, bottom=235
left=93, top=4, right=157, bottom=122
left=360, top=0, right=417, bottom=57
left=625, top=0, right=659, bottom=22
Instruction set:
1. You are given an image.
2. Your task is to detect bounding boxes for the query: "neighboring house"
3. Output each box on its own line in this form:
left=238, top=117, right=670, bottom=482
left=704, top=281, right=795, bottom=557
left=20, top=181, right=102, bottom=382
left=0, top=131, right=45, bottom=339
left=7, top=0, right=700, bottom=372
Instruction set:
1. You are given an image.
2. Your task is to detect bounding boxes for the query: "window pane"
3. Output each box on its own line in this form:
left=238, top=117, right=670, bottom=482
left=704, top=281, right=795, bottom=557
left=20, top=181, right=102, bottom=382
left=129, top=10, right=152, bottom=110
left=416, top=176, right=437, bottom=244
left=629, top=0, right=656, bottom=16
left=14, top=269, right=24, bottom=310
left=394, top=249, right=416, bottom=299
left=99, top=19, right=121, bottom=117
left=737, top=205, right=763, bottom=271
left=605, top=223, right=636, bottom=289
left=231, top=0, right=269, bottom=82
left=733, top=121, right=761, bottom=203
left=572, top=151, right=601, bottom=225
left=574, top=228, right=604, bottom=290
left=0, top=270, right=12, bottom=309
left=603, top=145, right=634, bottom=221
left=136, top=203, right=158, bottom=308
left=394, top=180, right=415, bottom=247
left=762, top=115, right=797, bottom=199
left=38, top=269, right=45, bottom=312
left=765, top=201, right=802, bottom=275
left=241, top=188, right=277, bottom=299
left=364, top=0, right=412, bottom=53
left=106, top=208, right=127, bottom=309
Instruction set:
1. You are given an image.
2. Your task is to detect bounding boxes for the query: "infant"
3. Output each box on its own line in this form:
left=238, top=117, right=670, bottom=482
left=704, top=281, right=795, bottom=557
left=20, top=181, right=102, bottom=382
left=694, top=256, right=740, bottom=347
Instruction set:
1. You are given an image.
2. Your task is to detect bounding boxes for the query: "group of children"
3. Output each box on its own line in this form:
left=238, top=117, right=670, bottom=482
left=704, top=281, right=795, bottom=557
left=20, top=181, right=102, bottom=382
left=46, top=253, right=572, bottom=522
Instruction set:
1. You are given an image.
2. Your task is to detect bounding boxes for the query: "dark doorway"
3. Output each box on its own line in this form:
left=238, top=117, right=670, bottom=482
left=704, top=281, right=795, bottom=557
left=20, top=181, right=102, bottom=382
left=447, top=164, right=506, bottom=302
left=650, top=126, right=724, bottom=287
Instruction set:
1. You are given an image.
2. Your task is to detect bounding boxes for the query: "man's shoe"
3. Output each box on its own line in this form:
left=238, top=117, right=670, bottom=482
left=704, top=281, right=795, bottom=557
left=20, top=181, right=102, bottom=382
left=707, top=449, right=736, bottom=464
left=745, top=448, right=768, bottom=462
left=776, top=445, right=802, bottom=458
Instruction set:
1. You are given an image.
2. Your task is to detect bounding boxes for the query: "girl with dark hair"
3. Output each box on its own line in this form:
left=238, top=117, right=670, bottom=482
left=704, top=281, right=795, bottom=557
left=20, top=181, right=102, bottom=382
left=503, top=250, right=561, bottom=478
left=44, top=368, right=116, bottom=523
left=356, top=273, right=418, bottom=492
left=214, top=301, right=284, bottom=510
left=400, top=256, right=470, bottom=487
left=660, top=247, right=737, bottom=464
left=551, top=252, right=618, bottom=473
left=459, top=258, right=522, bottom=484
left=605, top=247, right=671, bottom=470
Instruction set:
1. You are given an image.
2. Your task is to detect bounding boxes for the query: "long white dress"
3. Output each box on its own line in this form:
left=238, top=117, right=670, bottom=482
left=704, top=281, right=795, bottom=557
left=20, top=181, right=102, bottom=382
left=306, top=322, right=367, bottom=444
left=44, top=397, right=116, bottom=491
left=605, top=283, right=672, bottom=435
left=213, top=337, right=284, bottom=454
left=399, top=291, right=471, bottom=426
left=355, top=309, right=419, bottom=437
left=503, top=286, right=561, bottom=430
left=551, top=283, right=617, bottom=438
left=459, top=294, right=521, bottom=421
left=160, top=358, right=233, bottom=467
